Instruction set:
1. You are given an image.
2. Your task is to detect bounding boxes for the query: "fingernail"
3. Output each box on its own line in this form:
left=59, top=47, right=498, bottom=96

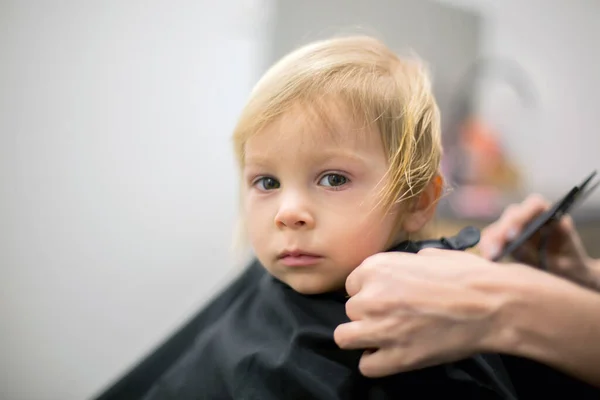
left=483, top=245, right=498, bottom=259
left=507, top=228, right=518, bottom=240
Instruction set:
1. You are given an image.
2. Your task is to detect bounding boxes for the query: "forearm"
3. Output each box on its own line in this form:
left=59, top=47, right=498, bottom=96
left=488, top=266, right=600, bottom=387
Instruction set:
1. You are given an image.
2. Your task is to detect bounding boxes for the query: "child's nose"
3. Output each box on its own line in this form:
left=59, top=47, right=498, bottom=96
left=274, top=198, right=315, bottom=230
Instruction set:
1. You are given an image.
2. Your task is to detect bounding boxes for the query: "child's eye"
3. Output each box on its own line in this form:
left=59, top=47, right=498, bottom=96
left=318, top=173, right=349, bottom=188
left=253, top=177, right=280, bottom=191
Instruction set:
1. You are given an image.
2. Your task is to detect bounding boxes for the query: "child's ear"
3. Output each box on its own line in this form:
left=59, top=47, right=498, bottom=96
left=402, top=174, right=443, bottom=233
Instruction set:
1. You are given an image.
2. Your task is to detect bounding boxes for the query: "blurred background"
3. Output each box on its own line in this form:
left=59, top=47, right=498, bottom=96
left=1, top=0, right=599, bottom=399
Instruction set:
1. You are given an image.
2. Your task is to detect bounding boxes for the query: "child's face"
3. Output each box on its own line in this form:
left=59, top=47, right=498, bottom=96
left=242, top=105, right=402, bottom=295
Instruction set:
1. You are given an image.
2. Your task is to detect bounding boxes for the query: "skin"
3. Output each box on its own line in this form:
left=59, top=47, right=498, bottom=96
left=242, top=106, right=398, bottom=295
left=479, top=193, right=600, bottom=291
left=241, top=104, right=437, bottom=295
left=334, top=194, right=600, bottom=387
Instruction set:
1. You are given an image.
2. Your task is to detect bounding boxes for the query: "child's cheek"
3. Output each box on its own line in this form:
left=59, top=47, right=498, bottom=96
left=338, top=225, right=389, bottom=261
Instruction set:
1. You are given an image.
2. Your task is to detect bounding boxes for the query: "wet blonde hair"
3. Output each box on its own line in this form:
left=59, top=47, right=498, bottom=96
left=231, top=35, right=442, bottom=251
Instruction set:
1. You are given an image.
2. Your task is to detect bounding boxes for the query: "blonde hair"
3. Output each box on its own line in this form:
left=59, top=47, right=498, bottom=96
left=231, top=35, right=443, bottom=252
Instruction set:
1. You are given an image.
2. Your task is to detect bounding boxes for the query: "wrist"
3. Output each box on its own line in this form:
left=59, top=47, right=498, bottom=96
left=474, top=260, right=600, bottom=387
left=485, top=266, right=596, bottom=363
left=468, top=264, right=541, bottom=355
left=475, top=265, right=566, bottom=356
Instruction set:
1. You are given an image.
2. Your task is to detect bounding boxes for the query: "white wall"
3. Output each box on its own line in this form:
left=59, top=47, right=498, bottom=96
left=2, top=1, right=600, bottom=399
left=436, top=0, right=600, bottom=207
left=0, top=1, right=271, bottom=399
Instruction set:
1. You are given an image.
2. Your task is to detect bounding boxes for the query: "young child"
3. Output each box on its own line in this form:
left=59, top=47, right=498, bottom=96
left=139, top=36, right=517, bottom=399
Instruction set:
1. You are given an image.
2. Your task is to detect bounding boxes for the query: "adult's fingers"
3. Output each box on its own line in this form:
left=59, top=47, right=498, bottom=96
left=344, top=269, right=363, bottom=298
left=479, top=194, right=549, bottom=259
left=333, top=321, right=377, bottom=350
left=511, top=242, right=539, bottom=264
left=557, top=213, right=576, bottom=237
left=333, top=319, right=392, bottom=351
left=345, top=252, right=401, bottom=297
left=357, top=347, right=403, bottom=377
left=344, top=254, right=377, bottom=297
left=358, top=346, right=438, bottom=378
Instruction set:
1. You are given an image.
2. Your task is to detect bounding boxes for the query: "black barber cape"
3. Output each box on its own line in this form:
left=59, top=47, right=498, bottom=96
left=96, top=247, right=599, bottom=399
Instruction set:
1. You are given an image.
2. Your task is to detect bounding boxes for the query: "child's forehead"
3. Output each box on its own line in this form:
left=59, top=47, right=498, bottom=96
left=249, top=102, right=377, bottom=151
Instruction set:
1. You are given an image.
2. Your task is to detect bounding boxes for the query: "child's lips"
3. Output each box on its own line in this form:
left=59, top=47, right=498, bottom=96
left=277, top=250, right=324, bottom=267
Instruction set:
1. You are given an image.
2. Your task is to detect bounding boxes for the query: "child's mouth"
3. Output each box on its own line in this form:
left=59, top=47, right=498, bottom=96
left=278, top=250, right=323, bottom=267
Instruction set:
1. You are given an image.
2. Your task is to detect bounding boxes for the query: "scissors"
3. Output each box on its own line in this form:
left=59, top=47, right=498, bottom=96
left=492, top=170, right=599, bottom=267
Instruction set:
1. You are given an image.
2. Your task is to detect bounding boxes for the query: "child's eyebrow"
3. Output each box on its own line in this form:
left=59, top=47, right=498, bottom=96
left=245, top=149, right=370, bottom=166
left=310, top=148, right=371, bottom=164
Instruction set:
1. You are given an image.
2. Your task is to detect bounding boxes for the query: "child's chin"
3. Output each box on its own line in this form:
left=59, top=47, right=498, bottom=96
left=286, top=276, right=344, bottom=295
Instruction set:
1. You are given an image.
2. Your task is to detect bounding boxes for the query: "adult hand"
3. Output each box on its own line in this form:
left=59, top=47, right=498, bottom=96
left=478, top=194, right=599, bottom=290
left=333, top=249, right=528, bottom=377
